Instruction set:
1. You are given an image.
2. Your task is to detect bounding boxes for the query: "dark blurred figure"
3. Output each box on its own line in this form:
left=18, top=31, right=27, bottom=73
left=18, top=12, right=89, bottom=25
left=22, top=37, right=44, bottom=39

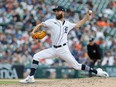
left=28, top=14, right=36, bottom=26
left=87, top=37, right=103, bottom=77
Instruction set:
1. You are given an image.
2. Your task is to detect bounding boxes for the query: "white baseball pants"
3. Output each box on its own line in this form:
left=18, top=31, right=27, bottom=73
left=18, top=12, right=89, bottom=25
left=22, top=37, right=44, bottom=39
left=33, top=45, right=82, bottom=70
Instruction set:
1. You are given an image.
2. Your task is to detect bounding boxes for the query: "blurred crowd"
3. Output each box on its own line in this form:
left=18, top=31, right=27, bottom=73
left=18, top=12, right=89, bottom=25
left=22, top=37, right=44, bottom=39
left=0, top=0, right=116, bottom=69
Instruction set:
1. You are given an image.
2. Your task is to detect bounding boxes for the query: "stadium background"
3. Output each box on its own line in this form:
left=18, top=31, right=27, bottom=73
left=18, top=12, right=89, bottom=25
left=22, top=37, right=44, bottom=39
left=0, top=0, right=116, bottom=79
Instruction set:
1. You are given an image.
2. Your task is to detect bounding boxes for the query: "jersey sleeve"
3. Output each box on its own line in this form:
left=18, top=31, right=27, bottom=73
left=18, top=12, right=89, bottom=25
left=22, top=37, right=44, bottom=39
left=42, top=19, right=51, bottom=28
left=68, top=21, right=76, bottom=31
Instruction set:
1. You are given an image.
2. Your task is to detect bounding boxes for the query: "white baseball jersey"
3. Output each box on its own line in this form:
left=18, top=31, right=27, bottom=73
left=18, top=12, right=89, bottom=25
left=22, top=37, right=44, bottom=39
left=42, top=19, right=76, bottom=46
left=33, top=18, right=82, bottom=70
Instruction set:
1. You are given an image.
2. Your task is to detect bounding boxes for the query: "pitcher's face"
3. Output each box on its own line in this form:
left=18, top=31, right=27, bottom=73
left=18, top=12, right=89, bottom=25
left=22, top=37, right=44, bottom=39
left=55, top=10, right=64, bottom=20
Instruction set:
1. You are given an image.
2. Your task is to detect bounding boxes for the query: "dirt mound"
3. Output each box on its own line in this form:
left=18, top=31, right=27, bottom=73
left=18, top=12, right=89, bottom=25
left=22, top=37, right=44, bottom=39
left=0, top=77, right=116, bottom=87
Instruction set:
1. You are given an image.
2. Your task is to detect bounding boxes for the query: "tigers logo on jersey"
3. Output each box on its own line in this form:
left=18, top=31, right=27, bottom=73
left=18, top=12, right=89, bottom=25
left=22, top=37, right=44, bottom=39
left=64, top=26, right=68, bottom=33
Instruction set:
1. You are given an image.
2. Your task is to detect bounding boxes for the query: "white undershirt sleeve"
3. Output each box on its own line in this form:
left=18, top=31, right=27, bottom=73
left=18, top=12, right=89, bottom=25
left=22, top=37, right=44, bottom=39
left=68, top=21, right=76, bottom=31
left=42, top=19, right=51, bottom=28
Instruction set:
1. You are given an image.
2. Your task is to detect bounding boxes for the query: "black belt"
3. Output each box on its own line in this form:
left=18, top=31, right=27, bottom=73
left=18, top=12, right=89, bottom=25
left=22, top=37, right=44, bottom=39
left=53, top=43, right=66, bottom=48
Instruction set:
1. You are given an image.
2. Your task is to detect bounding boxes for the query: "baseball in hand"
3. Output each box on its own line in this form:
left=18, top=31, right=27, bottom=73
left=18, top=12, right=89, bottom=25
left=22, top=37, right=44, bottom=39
left=88, top=10, right=92, bottom=15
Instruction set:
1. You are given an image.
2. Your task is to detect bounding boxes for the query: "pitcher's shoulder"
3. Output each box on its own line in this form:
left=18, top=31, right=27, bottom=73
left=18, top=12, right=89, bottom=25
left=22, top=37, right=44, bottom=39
left=46, top=18, right=56, bottom=22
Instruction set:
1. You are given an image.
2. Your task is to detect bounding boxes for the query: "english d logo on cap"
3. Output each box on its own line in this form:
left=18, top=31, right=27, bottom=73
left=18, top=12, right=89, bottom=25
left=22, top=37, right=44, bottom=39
left=52, top=6, right=65, bottom=12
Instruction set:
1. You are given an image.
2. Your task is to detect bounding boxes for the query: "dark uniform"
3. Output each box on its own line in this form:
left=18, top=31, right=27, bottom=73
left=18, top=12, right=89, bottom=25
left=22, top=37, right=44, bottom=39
left=87, top=38, right=102, bottom=77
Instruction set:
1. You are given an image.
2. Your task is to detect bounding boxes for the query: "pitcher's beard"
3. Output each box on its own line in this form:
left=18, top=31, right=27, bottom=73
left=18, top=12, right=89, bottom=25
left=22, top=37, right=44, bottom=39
left=56, top=14, right=63, bottom=20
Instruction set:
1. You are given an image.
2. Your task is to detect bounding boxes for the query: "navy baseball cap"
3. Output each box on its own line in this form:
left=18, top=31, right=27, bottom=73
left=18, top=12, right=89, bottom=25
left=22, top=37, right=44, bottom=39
left=53, top=6, right=65, bottom=12
left=89, top=37, right=94, bottom=42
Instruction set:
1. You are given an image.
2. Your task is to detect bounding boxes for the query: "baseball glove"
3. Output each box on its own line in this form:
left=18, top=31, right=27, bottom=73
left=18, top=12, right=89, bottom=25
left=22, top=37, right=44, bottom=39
left=32, top=30, right=47, bottom=39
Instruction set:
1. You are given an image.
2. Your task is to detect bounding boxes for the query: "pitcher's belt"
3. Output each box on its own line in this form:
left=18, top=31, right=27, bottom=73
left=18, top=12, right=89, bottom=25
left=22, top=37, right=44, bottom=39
left=53, top=43, right=66, bottom=48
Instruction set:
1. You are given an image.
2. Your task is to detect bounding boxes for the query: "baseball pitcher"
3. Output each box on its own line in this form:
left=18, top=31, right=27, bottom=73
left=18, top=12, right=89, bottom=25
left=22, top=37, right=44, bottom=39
left=20, top=6, right=109, bottom=83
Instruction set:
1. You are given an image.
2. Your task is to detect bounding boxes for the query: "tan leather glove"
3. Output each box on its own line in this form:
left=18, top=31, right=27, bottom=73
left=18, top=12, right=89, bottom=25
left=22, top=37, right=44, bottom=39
left=32, top=30, right=47, bottom=40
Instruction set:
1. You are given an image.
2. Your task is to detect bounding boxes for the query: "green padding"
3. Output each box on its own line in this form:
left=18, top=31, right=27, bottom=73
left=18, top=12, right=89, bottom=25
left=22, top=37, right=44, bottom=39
left=34, top=66, right=116, bottom=78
